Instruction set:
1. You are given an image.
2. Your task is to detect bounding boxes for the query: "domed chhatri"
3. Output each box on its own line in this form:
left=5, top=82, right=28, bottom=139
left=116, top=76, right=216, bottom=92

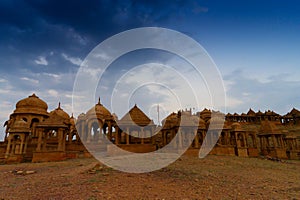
left=49, top=102, right=70, bottom=120
left=14, top=93, right=48, bottom=115
left=118, top=104, right=153, bottom=127
left=86, top=97, right=112, bottom=120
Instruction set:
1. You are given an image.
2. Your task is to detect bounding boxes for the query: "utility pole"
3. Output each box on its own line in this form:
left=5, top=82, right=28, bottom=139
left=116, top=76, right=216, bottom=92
left=157, top=104, right=160, bottom=126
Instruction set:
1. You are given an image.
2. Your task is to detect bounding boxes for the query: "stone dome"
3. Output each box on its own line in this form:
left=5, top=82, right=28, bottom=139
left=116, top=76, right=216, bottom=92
left=119, top=104, right=152, bottom=126
left=199, top=108, right=211, bottom=120
left=161, top=112, right=179, bottom=129
left=49, top=103, right=70, bottom=120
left=86, top=98, right=112, bottom=120
left=247, top=108, right=256, bottom=116
left=14, top=93, right=48, bottom=115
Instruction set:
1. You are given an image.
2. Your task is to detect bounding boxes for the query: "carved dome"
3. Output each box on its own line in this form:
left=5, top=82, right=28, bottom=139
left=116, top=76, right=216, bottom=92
left=161, top=112, right=179, bottom=129
left=247, top=108, right=256, bottom=116
left=118, top=104, right=153, bottom=127
left=14, top=93, right=48, bottom=115
left=86, top=98, right=112, bottom=120
left=199, top=108, right=211, bottom=120
left=49, top=103, right=70, bottom=120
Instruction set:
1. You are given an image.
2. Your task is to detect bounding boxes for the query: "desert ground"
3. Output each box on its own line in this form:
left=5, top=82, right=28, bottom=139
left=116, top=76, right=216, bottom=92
left=0, top=151, right=299, bottom=200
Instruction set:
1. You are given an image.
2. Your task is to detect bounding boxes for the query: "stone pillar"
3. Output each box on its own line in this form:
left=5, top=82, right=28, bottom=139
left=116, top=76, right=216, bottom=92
left=23, top=136, right=28, bottom=154
left=272, top=135, right=276, bottom=148
left=19, top=135, right=24, bottom=154
left=62, top=130, right=66, bottom=151
left=202, top=131, right=206, bottom=145
left=5, top=137, right=12, bottom=157
left=11, top=139, right=16, bottom=155
left=42, top=132, right=47, bottom=151
left=259, top=136, right=263, bottom=150
left=86, top=123, right=91, bottom=143
left=235, top=132, right=240, bottom=147
left=115, top=126, right=119, bottom=145
left=151, top=127, right=155, bottom=145
left=57, top=128, right=63, bottom=151
left=36, top=129, right=42, bottom=152
left=253, top=134, right=257, bottom=147
left=194, top=129, right=199, bottom=148
left=108, top=124, right=112, bottom=141
left=126, top=127, right=130, bottom=145
left=98, top=125, right=102, bottom=143
left=163, top=131, right=166, bottom=146
left=276, top=136, right=280, bottom=148
left=81, top=123, right=85, bottom=141
left=141, top=127, right=144, bottom=144
left=243, top=133, right=247, bottom=148
left=280, top=136, right=284, bottom=148
left=172, top=130, right=177, bottom=148
left=178, top=129, right=183, bottom=149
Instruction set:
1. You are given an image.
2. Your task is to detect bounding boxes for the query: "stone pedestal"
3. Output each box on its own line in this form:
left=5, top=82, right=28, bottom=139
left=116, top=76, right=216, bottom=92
left=5, top=154, right=23, bottom=164
left=247, top=148, right=259, bottom=157
left=287, top=150, right=300, bottom=160
left=274, top=148, right=288, bottom=159
left=237, top=147, right=248, bottom=157
left=32, top=151, right=66, bottom=162
left=107, top=144, right=156, bottom=156
left=209, top=146, right=235, bottom=156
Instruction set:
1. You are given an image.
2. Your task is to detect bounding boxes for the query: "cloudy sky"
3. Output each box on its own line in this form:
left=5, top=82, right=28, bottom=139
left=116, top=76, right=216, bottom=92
left=0, top=0, right=300, bottom=138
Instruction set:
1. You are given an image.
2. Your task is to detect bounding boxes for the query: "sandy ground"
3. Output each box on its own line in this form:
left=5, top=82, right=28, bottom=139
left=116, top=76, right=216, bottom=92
left=0, top=152, right=299, bottom=200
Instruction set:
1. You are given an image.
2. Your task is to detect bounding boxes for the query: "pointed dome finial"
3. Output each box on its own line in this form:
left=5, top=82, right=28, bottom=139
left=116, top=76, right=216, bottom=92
left=71, top=113, right=74, bottom=118
left=30, top=93, right=37, bottom=98
left=98, top=97, right=101, bottom=104
left=58, top=102, right=61, bottom=109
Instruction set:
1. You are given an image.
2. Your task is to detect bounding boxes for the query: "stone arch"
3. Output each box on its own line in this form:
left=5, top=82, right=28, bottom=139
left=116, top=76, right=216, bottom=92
left=30, top=118, right=40, bottom=137
left=237, top=133, right=245, bottom=147
left=90, top=121, right=100, bottom=141
left=247, top=133, right=256, bottom=148
left=48, top=129, right=57, bottom=138
left=103, top=123, right=109, bottom=135
left=220, top=132, right=226, bottom=145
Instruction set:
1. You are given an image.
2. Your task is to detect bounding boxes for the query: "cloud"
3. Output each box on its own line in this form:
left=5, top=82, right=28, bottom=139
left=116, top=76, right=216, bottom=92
left=20, top=77, right=39, bottom=84
left=42, top=72, right=61, bottom=79
left=34, top=56, right=48, bottom=65
left=0, top=89, right=11, bottom=94
left=224, top=70, right=300, bottom=114
left=0, top=78, right=7, bottom=83
left=62, top=53, right=83, bottom=66
left=48, top=89, right=58, bottom=97
left=93, top=52, right=111, bottom=61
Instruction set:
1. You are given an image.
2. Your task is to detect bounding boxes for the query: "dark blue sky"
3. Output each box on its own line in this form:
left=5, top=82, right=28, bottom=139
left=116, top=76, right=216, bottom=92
left=0, top=0, right=300, bottom=138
